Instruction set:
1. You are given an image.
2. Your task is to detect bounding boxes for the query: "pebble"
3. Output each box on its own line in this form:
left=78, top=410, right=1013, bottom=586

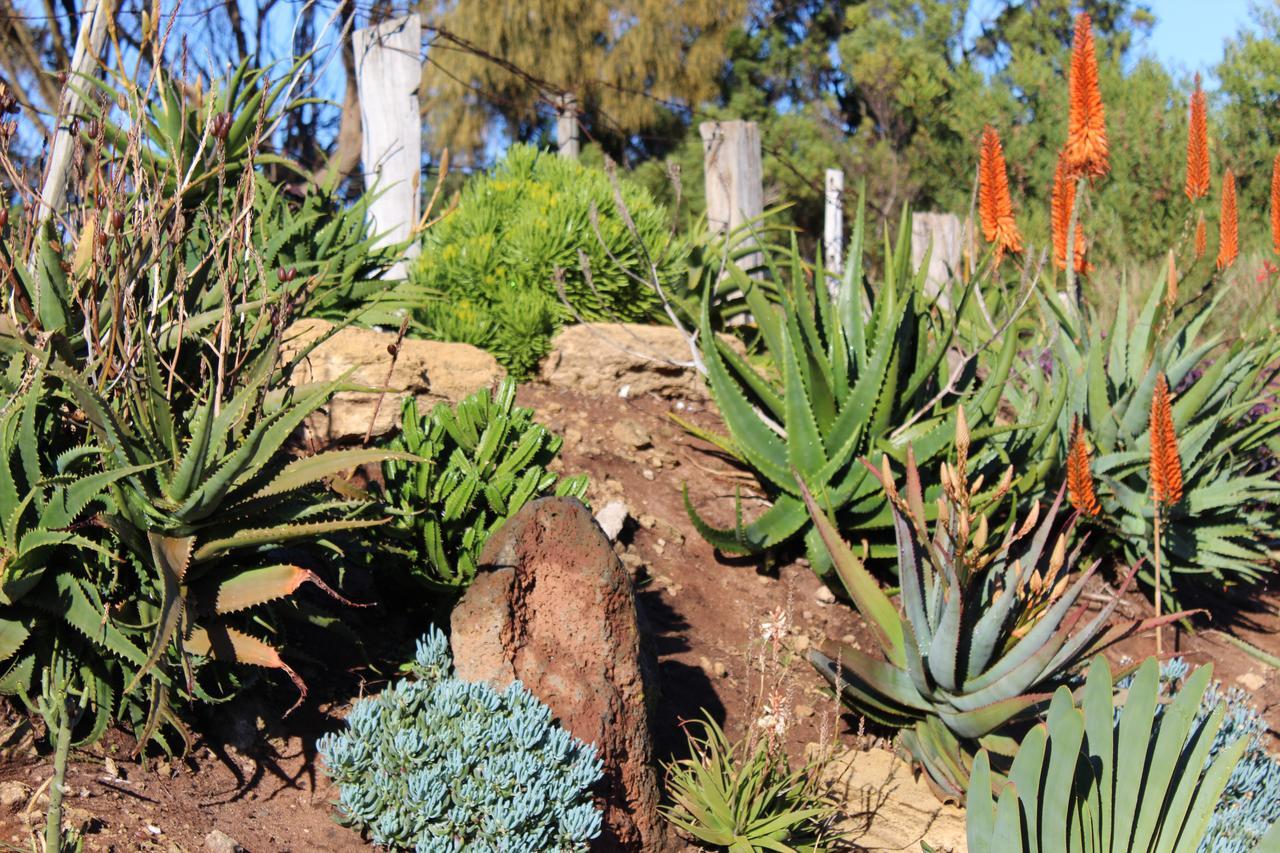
left=610, top=420, right=652, bottom=450
left=642, top=469, right=655, bottom=481
left=564, top=426, right=583, bottom=445
left=795, top=704, right=815, bottom=719
left=638, top=514, right=657, bottom=529
left=594, top=500, right=630, bottom=541
left=205, top=829, right=243, bottom=853
left=815, top=585, right=836, bottom=604
left=841, top=634, right=857, bottom=645
left=791, top=634, right=810, bottom=652
left=0, top=781, right=27, bottom=811
left=713, top=661, right=729, bottom=678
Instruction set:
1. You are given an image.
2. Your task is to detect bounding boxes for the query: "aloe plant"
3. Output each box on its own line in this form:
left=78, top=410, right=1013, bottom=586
left=962, top=655, right=1280, bottom=852
left=802, top=422, right=1183, bottom=801
left=685, top=201, right=1062, bottom=581
left=380, top=378, right=588, bottom=592
left=1030, top=279, right=1280, bottom=605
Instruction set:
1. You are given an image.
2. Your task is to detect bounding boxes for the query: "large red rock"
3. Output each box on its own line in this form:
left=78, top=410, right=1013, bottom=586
left=450, top=497, right=664, bottom=852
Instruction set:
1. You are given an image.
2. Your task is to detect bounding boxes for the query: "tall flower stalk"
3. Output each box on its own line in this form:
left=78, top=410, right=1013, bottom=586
left=1218, top=168, right=1239, bottom=271
left=979, top=124, right=1022, bottom=264
left=1185, top=73, right=1210, bottom=201
left=1064, top=12, right=1109, bottom=179
left=1270, top=152, right=1280, bottom=255
left=1149, top=373, right=1184, bottom=654
left=1066, top=418, right=1100, bottom=517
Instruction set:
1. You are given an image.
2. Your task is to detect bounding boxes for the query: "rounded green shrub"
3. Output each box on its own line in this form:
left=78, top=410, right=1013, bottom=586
left=317, top=628, right=604, bottom=852
left=409, top=144, right=687, bottom=376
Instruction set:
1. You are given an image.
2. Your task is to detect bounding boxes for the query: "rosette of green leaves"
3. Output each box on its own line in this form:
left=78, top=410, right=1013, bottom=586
left=801, top=435, right=1179, bottom=801
left=960, top=656, right=1279, bottom=852
left=380, top=378, right=588, bottom=593
left=662, top=714, right=841, bottom=851
left=1035, top=280, right=1280, bottom=605
left=685, top=201, right=1062, bottom=581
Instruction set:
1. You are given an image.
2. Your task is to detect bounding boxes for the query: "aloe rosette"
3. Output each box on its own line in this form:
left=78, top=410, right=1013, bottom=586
left=802, top=423, right=1185, bottom=800
left=685, top=201, right=1061, bottom=583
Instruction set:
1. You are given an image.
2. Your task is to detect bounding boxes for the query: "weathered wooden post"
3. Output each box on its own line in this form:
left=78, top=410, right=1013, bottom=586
left=555, top=93, right=580, bottom=158
left=910, top=211, right=964, bottom=310
left=37, top=0, right=111, bottom=225
left=699, top=120, right=763, bottom=272
left=354, top=13, right=422, bottom=280
left=823, top=168, right=844, bottom=293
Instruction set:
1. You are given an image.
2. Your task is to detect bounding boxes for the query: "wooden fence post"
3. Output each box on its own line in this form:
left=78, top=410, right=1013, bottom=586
left=699, top=120, right=763, bottom=272
left=355, top=13, right=421, bottom=280
left=556, top=93, right=579, bottom=158
left=911, top=211, right=964, bottom=310
left=824, top=168, right=844, bottom=292
left=37, top=0, right=111, bottom=225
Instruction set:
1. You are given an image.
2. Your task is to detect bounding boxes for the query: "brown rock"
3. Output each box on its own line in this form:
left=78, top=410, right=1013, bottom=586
left=541, top=323, right=741, bottom=400
left=451, top=497, right=664, bottom=852
left=282, top=318, right=503, bottom=442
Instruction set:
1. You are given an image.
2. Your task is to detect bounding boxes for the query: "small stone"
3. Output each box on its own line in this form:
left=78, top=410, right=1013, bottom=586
left=841, top=634, right=857, bottom=645
left=796, top=557, right=810, bottom=568
left=564, top=427, right=583, bottom=445
left=795, top=704, right=815, bottom=719
left=649, top=455, right=664, bottom=469
left=0, top=781, right=27, bottom=811
left=815, top=585, right=836, bottom=604
left=594, top=500, right=630, bottom=542
left=619, top=553, right=644, bottom=574
left=611, top=420, right=652, bottom=450
left=205, top=829, right=243, bottom=853
left=638, top=514, right=657, bottom=529
left=791, top=634, right=810, bottom=653
left=802, top=610, right=813, bottom=621
left=1236, top=671, right=1266, bottom=691
left=757, top=575, right=772, bottom=585
left=642, top=469, right=655, bottom=481
left=619, top=384, right=631, bottom=399
left=713, top=661, right=728, bottom=678
left=544, top=401, right=563, bottom=414
left=653, top=540, right=665, bottom=556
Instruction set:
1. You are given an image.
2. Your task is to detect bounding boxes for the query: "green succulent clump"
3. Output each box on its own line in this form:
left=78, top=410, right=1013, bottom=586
left=1118, top=658, right=1280, bottom=852
left=960, top=656, right=1279, bottom=852
left=380, top=378, right=588, bottom=593
left=407, top=144, right=687, bottom=377
left=685, top=201, right=1061, bottom=584
left=318, top=628, right=603, bottom=852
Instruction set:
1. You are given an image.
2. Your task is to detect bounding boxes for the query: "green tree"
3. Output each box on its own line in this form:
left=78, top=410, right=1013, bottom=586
left=1215, top=1, right=1280, bottom=254
left=419, top=0, right=748, bottom=164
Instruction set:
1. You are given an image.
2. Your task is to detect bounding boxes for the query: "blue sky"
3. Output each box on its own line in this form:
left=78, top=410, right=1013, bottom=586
left=1141, top=0, right=1259, bottom=79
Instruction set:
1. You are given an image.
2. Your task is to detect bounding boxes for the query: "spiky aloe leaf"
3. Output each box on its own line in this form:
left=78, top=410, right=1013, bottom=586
left=183, top=624, right=305, bottom=714
left=211, top=564, right=361, bottom=614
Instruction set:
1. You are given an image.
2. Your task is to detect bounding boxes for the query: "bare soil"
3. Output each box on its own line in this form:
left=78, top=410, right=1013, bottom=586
left=0, top=383, right=1275, bottom=852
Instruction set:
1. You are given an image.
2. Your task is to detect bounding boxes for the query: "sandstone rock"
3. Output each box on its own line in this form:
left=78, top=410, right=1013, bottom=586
left=450, top=497, right=664, bottom=852
left=823, top=747, right=967, bottom=851
left=204, top=829, right=243, bottom=852
left=542, top=323, right=737, bottom=400
left=283, top=318, right=503, bottom=443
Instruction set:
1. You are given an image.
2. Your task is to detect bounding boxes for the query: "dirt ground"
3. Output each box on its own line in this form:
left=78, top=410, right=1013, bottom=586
left=0, top=383, right=1275, bottom=852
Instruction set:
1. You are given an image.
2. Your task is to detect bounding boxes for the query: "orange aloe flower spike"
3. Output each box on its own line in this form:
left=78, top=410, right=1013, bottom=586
left=1217, top=168, right=1239, bottom=271
left=1185, top=74, right=1210, bottom=201
left=1064, top=13, right=1109, bottom=179
left=1271, top=152, right=1280, bottom=254
left=1051, top=152, right=1089, bottom=272
left=1066, top=419, right=1100, bottom=517
left=1149, top=374, right=1184, bottom=506
left=979, top=125, right=1022, bottom=263
left=1194, top=211, right=1207, bottom=260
